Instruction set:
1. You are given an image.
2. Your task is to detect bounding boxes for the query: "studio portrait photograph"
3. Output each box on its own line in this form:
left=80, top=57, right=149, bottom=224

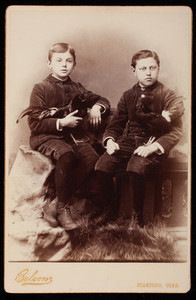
left=4, top=5, right=191, bottom=293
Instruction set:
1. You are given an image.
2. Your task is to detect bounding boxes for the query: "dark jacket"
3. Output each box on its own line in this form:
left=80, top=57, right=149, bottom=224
left=103, top=81, right=184, bottom=154
left=28, top=74, right=110, bottom=149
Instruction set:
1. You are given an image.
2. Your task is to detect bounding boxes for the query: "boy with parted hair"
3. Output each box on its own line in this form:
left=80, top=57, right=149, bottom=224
left=95, top=49, right=185, bottom=226
left=27, top=43, right=111, bottom=230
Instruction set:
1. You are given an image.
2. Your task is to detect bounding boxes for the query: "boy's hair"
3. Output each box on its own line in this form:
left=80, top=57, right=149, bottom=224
left=131, top=50, right=160, bottom=68
left=48, top=43, right=76, bottom=64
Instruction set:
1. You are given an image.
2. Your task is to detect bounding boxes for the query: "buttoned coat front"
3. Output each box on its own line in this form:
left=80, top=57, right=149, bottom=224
left=103, top=81, right=184, bottom=155
left=28, top=74, right=111, bottom=151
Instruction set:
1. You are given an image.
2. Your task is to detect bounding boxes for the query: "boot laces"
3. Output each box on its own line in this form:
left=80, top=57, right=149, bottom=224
left=57, top=205, right=71, bottom=215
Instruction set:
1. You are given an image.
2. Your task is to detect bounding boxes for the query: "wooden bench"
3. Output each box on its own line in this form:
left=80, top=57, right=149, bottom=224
left=116, top=157, right=188, bottom=227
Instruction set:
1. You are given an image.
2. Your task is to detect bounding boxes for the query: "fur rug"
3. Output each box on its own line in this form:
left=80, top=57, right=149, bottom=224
left=60, top=216, right=184, bottom=262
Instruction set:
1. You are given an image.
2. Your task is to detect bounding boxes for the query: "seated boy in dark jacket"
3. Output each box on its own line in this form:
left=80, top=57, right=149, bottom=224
left=27, top=43, right=110, bottom=230
left=95, top=50, right=184, bottom=226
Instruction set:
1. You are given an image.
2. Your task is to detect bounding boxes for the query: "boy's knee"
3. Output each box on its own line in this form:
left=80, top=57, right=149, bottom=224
left=83, top=154, right=99, bottom=172
left=57, top=151, right=76, bottom=167
left=95, top=153, right=106, bottom=171
left=95, top=154, right=115, bottom=174
left=126, top=153, right=161, bottom=175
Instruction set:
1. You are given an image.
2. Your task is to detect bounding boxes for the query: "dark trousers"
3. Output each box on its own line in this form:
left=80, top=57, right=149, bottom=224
left=95, top=135, right=166, bottom=216
left=38, top=139, right=99, bottom=206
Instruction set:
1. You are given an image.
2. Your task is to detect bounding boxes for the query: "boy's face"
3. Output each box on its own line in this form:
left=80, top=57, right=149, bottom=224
left=133, top=57, right=159, bottom=87
left=47, top=51, right=75, bottom=80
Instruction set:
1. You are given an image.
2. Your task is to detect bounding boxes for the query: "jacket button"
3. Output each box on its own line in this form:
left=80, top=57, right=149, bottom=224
left=141, top=94, right=145, bottom=98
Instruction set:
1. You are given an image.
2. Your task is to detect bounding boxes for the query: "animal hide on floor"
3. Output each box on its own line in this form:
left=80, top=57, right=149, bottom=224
left=60, top=217, right=185, bottom=262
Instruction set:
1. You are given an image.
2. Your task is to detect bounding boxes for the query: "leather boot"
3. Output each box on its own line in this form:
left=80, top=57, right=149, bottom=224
left=57, top=202, right=79, bottom=230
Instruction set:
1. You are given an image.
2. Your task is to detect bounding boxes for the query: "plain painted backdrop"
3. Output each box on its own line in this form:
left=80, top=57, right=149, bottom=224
left=6, top=6, right=192, bottom=162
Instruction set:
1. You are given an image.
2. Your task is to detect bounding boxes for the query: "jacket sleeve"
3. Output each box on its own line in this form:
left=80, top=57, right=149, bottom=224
left=103, top=93, right=128, bottom=142
left=28, top=83, right=60, bottom=134
left=155, top=88, right=185, bottom=153
left=77, top=83, right=111, bottom=113
left=161, top=87, right=185, bottom=120
left=155, top=118, right=183, bottom=153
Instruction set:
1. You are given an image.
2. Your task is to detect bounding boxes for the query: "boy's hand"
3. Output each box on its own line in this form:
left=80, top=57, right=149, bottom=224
left=59, top=110, right=83, bottom=128
left=89, top=104, right=102, bottom=128
left=106, top=139, right=120, bottom=155
left=134, top=143, right=158, bottom=157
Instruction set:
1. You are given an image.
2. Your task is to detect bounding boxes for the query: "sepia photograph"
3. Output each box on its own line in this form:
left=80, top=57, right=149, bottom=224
left=5, top=5, right=191, bottom=293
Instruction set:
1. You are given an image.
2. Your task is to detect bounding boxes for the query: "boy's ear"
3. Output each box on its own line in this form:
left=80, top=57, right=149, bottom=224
left=131, top=66, right=136, bottom=75
left=47, top=59, right=52, bottom=69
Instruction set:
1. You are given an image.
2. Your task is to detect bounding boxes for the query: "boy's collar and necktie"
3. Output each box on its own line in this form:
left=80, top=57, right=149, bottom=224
left=48, top=74, right=74, bottom=84
left=137, top=80, right=159, bottom=92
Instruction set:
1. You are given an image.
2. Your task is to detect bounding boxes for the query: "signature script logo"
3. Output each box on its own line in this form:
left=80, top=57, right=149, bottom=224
left=15, top=268, right=53, bottom=286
